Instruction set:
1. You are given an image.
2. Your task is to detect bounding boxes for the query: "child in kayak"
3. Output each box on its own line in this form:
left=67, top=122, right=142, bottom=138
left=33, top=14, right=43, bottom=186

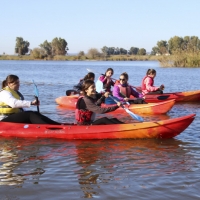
left=141, top=69, right=164, bottom=95
left=98, top=68, right=115, bottom=92
left=75, top=79, right=124, bottom=125
left=112, top=72, right=146, bottom=104
left=0, top=74, right=62, bottom=124
left=72, top=72, right=95, bottom=95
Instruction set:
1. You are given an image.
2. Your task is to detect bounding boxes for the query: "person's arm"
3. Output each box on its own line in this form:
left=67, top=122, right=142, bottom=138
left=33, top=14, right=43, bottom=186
left=145, top=77, right=159, bottom=92
left=0, top=90, right=32, bottom=108
left=95, top=93, right=105, bottom=106
left=112, top=85, right=124, bottom=101
left=130, top=87, right=140, bottom=98
left=99, top=75, right=107, bottom=83
left=84, top=97, right=119, bottom=114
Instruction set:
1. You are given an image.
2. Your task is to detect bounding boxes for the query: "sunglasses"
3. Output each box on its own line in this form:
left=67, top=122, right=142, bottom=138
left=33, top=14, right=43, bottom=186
left=119, top=78, right=126, bottom=81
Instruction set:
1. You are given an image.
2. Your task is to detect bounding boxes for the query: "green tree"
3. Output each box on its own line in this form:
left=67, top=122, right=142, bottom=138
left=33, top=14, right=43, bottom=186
left=15, top=37, right=30, bottom=55
left=151, top=46, right=159, bottom=55
left=129, top=47, right=139, bottom=55
left=183, top=36, right=200, bottom=50
left=137, top=48, right=146, bottom=55
left=168, top=36, right=184, bottom=53
left=40, top=40, right=52, bottom=56
left=101, top=46, right=110, bottom=56
left=119, top=48, right=127, bottom=55
left=51, top=37, right=68, bottom=55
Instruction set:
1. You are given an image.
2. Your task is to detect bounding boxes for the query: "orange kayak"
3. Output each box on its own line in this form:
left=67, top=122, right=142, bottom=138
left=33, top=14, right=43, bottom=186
left=55, top=96, right=175, bottom=114
left=0, top=114, right=195, bottom=139
left=134, top=89, right=200, bottom=103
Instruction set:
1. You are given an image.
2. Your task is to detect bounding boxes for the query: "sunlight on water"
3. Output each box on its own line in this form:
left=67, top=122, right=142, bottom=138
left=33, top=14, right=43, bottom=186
left=0, top=61, right=200, bottom=199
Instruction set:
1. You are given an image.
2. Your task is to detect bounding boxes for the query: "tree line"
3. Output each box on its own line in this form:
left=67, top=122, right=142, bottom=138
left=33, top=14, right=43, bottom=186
left=13, top=35, right=200, bottom=59
left=15, top=37, right=68, bottom=59
left=151, top=36, right=200, bottom=55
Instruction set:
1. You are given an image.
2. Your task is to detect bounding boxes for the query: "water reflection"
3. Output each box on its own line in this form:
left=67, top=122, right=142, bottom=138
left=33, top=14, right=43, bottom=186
left=0, top=138, right=196, bottom=194
left=0, top=139, right=45, bottom=186
left=73, top=139, right=196, bottom=198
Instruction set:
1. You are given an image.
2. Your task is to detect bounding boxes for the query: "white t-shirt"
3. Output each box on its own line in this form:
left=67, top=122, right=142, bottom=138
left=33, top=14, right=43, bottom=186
left=0, top=90, right=31, bottom=120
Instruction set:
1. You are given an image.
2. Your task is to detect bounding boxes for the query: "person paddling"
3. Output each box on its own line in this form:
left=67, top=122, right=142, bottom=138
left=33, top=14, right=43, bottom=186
left=112, top=72, right=146, bottom=104
left=98, top=68, right=115, bottom=92
left=0, top=75, right=62, bottom=124
left=75, top=79, right=124, bottom=125
left=141, top=69, right=164, bottom=95
left=73, top=72, right=95, bottom=95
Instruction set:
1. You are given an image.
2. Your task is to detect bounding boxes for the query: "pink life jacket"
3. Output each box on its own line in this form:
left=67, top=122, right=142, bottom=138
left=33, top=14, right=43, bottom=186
left=117, top=84, right=132, bottom=98
left=141, top=76, right=154, bottom=90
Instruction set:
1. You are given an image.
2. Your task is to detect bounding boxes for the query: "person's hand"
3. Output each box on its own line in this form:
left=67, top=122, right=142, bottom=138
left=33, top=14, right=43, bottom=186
left=160, top=84, right=165, bottom=90
left=104, top=92, right=110, bottom=98
left=31, top=99, right=40, bottom=106
left=106, top=76, right=111, bottom=81
left=117, top=102, right=121, bottom=107
left=124, top=97, right=129, bottom=102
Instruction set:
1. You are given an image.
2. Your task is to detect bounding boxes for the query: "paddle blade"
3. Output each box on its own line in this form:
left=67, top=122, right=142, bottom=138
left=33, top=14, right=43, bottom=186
left=108, top=95, right=144, bottom=122
left=124, top=108, right=144, bottom=122
left=32, top=80, right=39, bottom=97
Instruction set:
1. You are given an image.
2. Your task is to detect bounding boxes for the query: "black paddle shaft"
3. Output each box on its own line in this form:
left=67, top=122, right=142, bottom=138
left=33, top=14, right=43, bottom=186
left=34, top=96, right=40, bottom=113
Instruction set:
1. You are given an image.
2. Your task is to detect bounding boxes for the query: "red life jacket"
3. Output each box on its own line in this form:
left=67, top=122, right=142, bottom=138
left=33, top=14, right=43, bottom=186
left=75, top=97, right=93, bottom=125
left=141, top=76, right=154, bottom=90
left=117, top=84, right=132, bottom=98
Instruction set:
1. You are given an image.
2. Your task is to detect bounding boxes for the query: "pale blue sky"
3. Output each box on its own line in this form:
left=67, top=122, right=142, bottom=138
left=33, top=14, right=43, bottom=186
left=1, top=0, right=200, bottom=54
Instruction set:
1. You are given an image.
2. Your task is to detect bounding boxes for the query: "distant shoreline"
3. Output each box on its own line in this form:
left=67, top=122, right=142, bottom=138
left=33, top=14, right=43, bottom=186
left=0, top=54, right=159, bottom=61
left=0, top=54, right=199, bottom=67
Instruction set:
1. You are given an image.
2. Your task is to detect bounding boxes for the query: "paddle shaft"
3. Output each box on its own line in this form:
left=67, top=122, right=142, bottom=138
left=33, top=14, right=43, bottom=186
left=35, top=96, right=40, bottom=113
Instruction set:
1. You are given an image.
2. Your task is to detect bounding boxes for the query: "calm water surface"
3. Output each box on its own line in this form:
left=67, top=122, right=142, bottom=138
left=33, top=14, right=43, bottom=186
left=0, top=60, right=200, bottom=199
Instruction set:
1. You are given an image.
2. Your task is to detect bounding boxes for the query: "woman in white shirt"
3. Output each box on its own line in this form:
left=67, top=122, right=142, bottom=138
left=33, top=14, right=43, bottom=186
left=0, top=74, right=61, bottom=124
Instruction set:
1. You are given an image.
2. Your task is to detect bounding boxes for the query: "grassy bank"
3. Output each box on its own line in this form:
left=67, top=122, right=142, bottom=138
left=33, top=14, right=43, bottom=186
left=1, top=53, right=200, bottom=67
left=0, top=54, right=159, bottom=61
left=158, top=50, right=200, bottom=68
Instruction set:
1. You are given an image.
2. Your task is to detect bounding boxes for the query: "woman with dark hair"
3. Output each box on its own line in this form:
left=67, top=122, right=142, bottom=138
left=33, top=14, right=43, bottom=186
left=0, top=74, right=61, bottom=124
left=75, top=80, right=124, bottom=125
left=141, top=69, right=164, bottom=95
left=112, top=72, right=146, bottom=104
left=72, top=72, right=95, bottom=95
left=98, top=68, right=115, bottom=92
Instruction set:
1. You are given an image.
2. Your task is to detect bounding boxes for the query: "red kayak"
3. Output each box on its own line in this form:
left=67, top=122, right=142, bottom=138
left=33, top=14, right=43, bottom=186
left=55, top=96, right=175, bottom=114
left=136, top=89, right=200, bottom=103
left=0, top=114, right=195, bottom=139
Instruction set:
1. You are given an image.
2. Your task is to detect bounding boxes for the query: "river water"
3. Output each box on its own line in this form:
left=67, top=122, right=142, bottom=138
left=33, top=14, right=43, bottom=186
left=0, top=60, right=200, bottom=199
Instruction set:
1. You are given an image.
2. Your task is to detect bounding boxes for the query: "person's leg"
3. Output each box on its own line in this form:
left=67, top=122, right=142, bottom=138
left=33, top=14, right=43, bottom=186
left=30, top=112, right=61, bottom=125
left=2, top=111, right=61, bottom=125
left=109, top=118, right=124, bottom=124
left=92, top=117, right=123, bottom=125
left=147, top=90, right=163, bottom=94
left=1, top=112, right=32, bottom=123
left=128, top=98, right=147, bottom=104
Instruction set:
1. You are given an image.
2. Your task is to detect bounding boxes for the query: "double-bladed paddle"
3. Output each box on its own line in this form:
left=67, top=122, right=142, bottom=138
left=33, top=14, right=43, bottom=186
left=96, top=80, right=144, bottom=122
left=32, top=80, right=40, bottom=113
